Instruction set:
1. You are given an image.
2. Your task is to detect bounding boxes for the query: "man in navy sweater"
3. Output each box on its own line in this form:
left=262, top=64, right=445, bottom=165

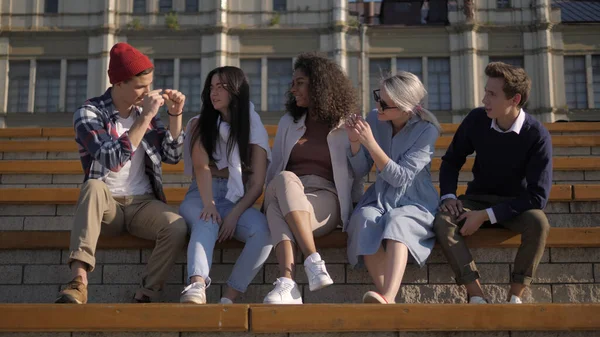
left=433, top=62, right=552, bottom=304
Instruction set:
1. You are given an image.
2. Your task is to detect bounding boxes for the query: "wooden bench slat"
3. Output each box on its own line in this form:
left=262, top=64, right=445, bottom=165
left=0, top=303, right=598, bottom=332
left=1, top=228, right=598, bottom=250
left=249, top=304, right=600, bottom=332
left=0, top=128, right=42, bottom=138
left=2, top=135, right=600, bottom=153
left=0, top=140, right=76, bottom=152
left=0, top=304, right=248, bottom=332
left=552, top=157, right=600, bottom=170
left=544, top=122, right=600, bottom=132
left=42, top=127, right=75, bottom=138
left=573, top=185, right=600, bottom=201
left=551, top=135, right=600, bottom=147
left=0, top=160, right=83, bottom=174
left=0, top=185, right=576, bottom=204
left=1, top=157, right=599, bottom=175
left=2, top=122, right=598, bottom=139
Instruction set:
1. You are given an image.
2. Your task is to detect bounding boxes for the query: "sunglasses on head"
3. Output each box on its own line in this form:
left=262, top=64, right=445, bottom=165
left=372, top=89, right=397, bottom=111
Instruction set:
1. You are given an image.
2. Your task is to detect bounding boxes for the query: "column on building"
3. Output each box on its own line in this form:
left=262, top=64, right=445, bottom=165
left=201, top=0, right=229, bottom=82
left=449, top=27, right=488, bottom=123
left=524, top=0, right=564, bottom=122
left=87, top=0, right=121, bottom=98
left=332, top=0, right=348, bottom=73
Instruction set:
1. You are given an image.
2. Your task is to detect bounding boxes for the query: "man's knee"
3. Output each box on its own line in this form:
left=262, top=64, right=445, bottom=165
left=433, top=211, right=455, bottom=235
left=162, top=217, right=188, bottom=243
left=521, top=210, right=550, bottom=238
left=81, top=179, right=108, bottom=193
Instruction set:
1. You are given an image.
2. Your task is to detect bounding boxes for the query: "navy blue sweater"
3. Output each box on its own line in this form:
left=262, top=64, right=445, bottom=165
left=439, top=108, right=553, bottom=223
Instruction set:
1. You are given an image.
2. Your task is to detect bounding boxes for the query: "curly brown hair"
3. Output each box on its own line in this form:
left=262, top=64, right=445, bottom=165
left=286, top=53, right=358, bottom=129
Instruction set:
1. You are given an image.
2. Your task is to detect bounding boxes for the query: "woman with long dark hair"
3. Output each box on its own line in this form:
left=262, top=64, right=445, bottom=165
left=262, top=53, right=363, bottom=304
left=179, top=66, right=272, bottom=304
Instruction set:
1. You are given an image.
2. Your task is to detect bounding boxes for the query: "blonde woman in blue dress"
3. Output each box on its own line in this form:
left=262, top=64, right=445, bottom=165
left=345, top=72, right=441, bottom=304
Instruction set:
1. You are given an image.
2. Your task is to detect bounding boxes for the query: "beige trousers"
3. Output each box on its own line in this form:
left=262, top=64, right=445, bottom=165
left=68, top=179, right=188, bottom=299
left=264, top=171, right=341, bottom=246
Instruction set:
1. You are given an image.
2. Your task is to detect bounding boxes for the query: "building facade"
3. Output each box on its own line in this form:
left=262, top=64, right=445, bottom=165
left=0, top=0, right=598, bottom=127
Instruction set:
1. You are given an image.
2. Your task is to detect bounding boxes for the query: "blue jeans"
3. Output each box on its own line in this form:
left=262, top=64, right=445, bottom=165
left=179, top=177, right=272, bottom=292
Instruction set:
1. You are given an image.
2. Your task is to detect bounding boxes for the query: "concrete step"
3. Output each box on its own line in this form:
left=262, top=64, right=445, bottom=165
left=0, top=245, right=599, bottom=304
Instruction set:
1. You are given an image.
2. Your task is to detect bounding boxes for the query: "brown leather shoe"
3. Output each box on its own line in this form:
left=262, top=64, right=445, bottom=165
left=55, top=276, right=88, bottom=304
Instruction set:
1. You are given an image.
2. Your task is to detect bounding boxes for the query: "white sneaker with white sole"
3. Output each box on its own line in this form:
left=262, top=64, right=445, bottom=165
left=180, top=281, right=206, bottom=304
left=304, top=253, right=334, bottom=292
left=509, top=295, right=522, bottom=304
left=220, top=297, right=233, bottom=304
left=469, top=296, right=488, bottom=304
left=263, top=277, right=303, bottom=304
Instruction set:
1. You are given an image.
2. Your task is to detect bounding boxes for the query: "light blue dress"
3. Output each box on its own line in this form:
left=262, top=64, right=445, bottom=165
left=346, top=110, right=440, bottom=267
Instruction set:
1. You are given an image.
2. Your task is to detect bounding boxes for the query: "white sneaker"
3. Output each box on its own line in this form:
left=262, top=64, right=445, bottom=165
left=220, top=297, right=233, bottom=304
left=469, top=296, right=488, bottom=304
left=304, top=253, right=334, bottom=292
left=263, top=277, right=303, bottom=304
left=180, top=282, right=206, bottom=304
left=509, top=295, right=522, bottom=304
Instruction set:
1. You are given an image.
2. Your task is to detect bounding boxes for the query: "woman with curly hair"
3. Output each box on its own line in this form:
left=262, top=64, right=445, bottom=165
left=262, top=53, right=363, bottom=304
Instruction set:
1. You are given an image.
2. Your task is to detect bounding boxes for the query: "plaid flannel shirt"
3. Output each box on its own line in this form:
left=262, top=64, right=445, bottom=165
left=73, top=88, right=185, bottom=202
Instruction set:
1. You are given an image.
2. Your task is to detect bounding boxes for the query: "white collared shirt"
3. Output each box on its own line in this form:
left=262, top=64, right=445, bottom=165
left=490, top=108, right=525, bottom=134
left=440, top=109, right=526, bottom=224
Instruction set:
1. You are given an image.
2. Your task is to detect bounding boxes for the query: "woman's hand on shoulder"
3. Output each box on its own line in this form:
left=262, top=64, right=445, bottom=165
left=353, top=117, right=376, bottom=148
left=345, top=114, right=361, bottom=143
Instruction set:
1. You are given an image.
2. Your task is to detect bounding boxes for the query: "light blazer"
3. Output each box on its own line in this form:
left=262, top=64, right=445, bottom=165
left=266, top=112, right=364, bottom=229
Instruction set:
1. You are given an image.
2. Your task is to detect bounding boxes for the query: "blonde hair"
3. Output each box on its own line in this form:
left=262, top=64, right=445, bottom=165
left=380, top=71, right=441, bottom=132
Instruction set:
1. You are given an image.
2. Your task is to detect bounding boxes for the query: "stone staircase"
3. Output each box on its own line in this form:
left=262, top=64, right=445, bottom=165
left=0, top=123, right=599, bottom=336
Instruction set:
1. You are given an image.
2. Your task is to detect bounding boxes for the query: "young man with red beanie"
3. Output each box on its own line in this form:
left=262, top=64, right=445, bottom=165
left=56, top=42, right=188, bottom=304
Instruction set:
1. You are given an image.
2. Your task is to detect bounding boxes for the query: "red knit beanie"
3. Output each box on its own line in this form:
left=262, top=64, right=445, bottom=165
left=108, top=43, right=154, bottom=84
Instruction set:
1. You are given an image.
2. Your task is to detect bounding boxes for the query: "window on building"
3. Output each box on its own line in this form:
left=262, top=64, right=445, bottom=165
left=592, top=56, right=600, bottom=108
left=240, top=59, right=262, bottom=111
left=185, top=0, right=198, bottom=12
left=273, top=0, right=286, bottom=11
left=152, top=60, right=174, bottom=115
left=7, top=61, right=30, bottom=113
left=45, top=0, right=59, bottom=13
left=179, top=59, right=202, bottom=113
left=489, top=56, right=524, bottom=68
left=427, top=58, right=451, bottom=111
left=66, top=60, right=88, bottom=113
left=369, top=58, right=391, bottom=110
left=267, top=59, right=292, bottom=112
left=34, top=61, right=61, bottom=113
left=497, top=0, right=511, bottom=9
left=133, top=0, right=146, bottom=13
left=152, top=59, right=174, bottom=92
left=396, top=58, right=422, bottom=81
left=159, top=0, right=172, bottom=13
left=564, top=56, right=587, bottom=109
